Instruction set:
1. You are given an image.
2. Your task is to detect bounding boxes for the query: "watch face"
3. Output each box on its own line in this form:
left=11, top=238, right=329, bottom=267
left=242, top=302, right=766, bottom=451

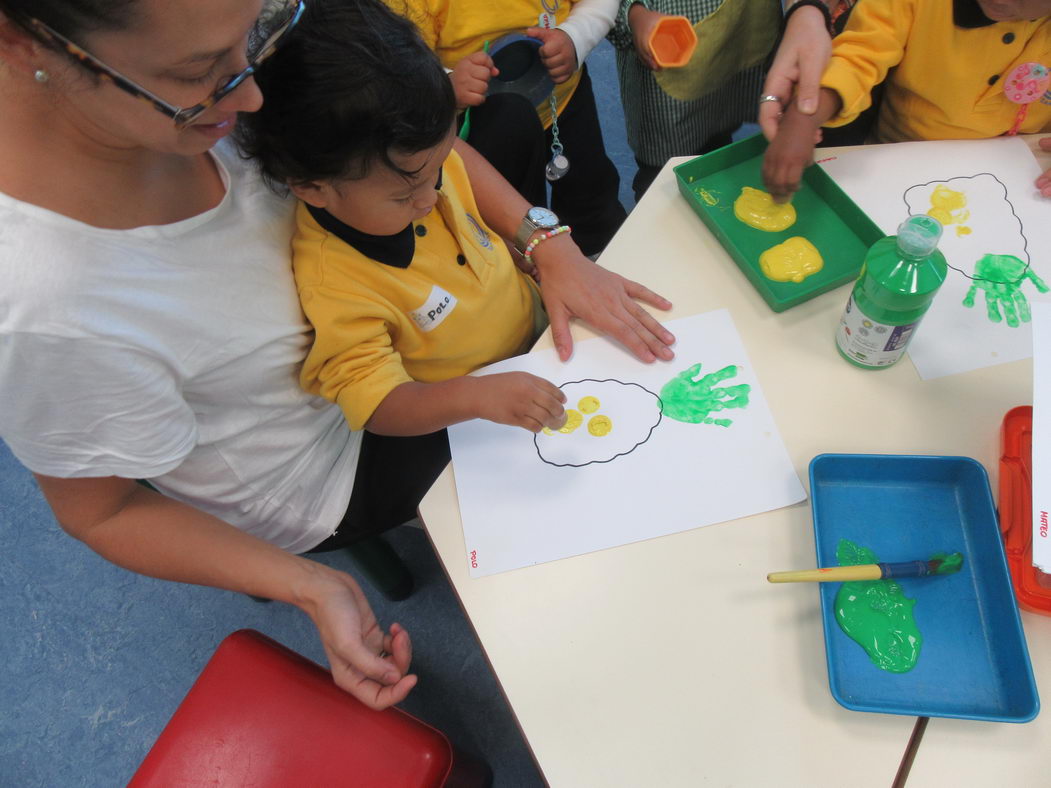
left=527, top=207, right=559, bottom=227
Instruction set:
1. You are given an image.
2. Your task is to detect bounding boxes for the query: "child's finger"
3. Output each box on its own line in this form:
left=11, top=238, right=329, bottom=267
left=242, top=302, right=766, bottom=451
left=637, top=47, right=659, bottom=72
left=1040, top=137, right=1051, bottom=152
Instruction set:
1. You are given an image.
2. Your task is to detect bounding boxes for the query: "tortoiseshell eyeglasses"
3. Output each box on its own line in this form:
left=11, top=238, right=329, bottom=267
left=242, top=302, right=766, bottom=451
left=24, top=0, right=305, bottom=128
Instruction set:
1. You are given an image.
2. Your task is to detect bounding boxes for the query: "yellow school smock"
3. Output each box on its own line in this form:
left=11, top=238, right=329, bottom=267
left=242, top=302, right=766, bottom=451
left=396, top=0, right=581, bottom=127
left=821, top=0, right=1051, bottom=142
left=294, top=150, right=546, bottom=431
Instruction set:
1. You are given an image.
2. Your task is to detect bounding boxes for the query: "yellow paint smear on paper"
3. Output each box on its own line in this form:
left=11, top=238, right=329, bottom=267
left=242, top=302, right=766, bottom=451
left=928, top=184, right=971, bottom=235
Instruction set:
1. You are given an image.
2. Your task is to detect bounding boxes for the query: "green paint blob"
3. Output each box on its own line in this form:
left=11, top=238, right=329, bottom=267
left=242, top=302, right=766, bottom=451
left=963, top=254, right=1049, bottom=328
left=833, top=539, right=923, bottom=674
left=931, top=551, right=964, bottom=575
left=659, top=363, right=751, bottom=426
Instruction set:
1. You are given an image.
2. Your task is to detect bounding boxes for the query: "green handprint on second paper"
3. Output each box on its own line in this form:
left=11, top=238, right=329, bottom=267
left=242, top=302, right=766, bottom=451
left=659, top=363, right=751, bottom=427
left=962, top=254, right=1049, bottom=328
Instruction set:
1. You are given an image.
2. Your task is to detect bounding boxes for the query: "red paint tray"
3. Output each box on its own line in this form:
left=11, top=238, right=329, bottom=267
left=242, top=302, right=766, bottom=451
left=999, top=406, right=1051, bottom=616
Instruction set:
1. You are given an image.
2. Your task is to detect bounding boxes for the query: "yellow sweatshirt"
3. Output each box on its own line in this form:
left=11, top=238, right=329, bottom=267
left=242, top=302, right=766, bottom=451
left=294, top=150, right=545, bottom=431
left=821, top=0, right=1051, bottom=142
left=395, top=0, right=583, bottom=126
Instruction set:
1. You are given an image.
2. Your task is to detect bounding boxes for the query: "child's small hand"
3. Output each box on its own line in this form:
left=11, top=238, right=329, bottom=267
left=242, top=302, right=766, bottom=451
left=762, top=120, right=816, bottom=203
left=474, top=372, right=567, bottom=432
left=626, top=4, right=666, bottom=71
left=1037, top=137, right=1051, bottom=198
left=451, top=51, right=498, bottom=109
left=526, top=27, right=578, bottom=83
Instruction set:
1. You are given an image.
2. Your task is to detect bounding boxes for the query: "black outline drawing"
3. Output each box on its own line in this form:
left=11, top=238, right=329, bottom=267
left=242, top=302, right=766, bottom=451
left=533, top=378, right=663, bottom=468
left=902, top=173, right=1032, bottom=286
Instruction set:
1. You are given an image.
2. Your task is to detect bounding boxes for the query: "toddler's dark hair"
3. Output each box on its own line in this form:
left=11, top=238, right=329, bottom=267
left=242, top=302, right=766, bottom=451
left=237, top=0, right=457, bottom=188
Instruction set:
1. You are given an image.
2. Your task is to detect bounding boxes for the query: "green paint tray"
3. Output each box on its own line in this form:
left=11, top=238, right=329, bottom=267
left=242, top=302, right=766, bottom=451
left=674, top=134, right=885, bottom=312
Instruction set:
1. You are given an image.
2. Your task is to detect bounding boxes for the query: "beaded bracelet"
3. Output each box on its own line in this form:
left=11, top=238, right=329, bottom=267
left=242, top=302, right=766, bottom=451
left=522, top=225, right=572, bottom=263
left=783, top=0, right=833, bottom=35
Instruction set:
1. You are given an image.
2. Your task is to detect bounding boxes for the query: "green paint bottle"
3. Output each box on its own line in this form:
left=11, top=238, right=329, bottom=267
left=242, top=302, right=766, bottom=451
left=836, top=215, right=948, bottom=369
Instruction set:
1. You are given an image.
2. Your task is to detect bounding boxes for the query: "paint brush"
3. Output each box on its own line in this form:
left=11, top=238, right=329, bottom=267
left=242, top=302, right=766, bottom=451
left=767, top=552, right=963, bottom=583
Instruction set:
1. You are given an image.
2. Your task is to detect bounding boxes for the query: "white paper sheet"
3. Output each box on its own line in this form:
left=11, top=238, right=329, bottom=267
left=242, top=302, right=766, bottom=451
left=819, top=137, right=1051, bottom=380
left=448, top=310, right=806, bottom=577
left=1031, top=302, right=1051, bottom=573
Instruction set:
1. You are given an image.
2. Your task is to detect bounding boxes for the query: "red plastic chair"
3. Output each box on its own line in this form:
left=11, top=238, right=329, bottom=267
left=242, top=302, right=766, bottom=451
left=129, top=629, right=491, bottom=788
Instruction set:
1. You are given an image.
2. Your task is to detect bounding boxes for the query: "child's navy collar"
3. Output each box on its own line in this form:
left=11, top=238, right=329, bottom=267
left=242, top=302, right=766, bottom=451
left=954, top=0, right=996, bottom=28
left=307, top=203, right=415, bottom=269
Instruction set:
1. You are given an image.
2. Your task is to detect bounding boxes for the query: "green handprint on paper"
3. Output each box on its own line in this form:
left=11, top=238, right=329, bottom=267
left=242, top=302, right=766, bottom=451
left=962, top=254, right=1049, bottom=328
left=659, top=363, right=751, bottom=427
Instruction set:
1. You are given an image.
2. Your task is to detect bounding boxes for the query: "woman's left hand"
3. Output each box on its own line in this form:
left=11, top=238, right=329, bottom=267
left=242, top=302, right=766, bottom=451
left=531, top=235, right=675, bottom=362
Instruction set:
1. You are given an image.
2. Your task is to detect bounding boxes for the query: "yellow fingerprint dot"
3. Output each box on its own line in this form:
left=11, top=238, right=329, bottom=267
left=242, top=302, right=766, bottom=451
left=587, top=414, right=613, bottom=437
left=542, top=427, right=554, bottom=435
left=558, top=409, right=583, bottom=434
left=578, top=396, right=600, bottom=414
left=956, top=226, right=972, bottom=237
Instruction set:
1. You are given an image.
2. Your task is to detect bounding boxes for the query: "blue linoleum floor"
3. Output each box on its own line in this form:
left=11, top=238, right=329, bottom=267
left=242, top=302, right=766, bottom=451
left=1, top=42, right=755, bottom=786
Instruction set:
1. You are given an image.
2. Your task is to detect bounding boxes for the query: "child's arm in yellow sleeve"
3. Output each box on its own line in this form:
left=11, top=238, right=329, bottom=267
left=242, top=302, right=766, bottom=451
left=820, top=0, right=914, bottom=127
left=366, top=374, right=567, bottom=435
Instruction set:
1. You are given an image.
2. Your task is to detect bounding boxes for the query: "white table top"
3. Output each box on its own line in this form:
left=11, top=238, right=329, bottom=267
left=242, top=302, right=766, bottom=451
left=420, top=136, right=1051, bottom=786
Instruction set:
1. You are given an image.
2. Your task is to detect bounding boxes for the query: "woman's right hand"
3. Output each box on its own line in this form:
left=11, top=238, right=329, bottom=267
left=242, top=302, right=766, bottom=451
left=758, top=3, right=833, bottom=141
left=451, top=51, right=498, bottom=110
left=297, top=568, right=417, bottom=710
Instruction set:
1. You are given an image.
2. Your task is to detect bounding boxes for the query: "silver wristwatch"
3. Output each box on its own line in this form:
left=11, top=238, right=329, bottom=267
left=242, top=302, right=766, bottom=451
left=512, top=207, right=560, bottom=254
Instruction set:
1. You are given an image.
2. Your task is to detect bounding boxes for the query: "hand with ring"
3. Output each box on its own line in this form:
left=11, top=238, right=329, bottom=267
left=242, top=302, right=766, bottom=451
left=758, top=2, right=833, bottom=141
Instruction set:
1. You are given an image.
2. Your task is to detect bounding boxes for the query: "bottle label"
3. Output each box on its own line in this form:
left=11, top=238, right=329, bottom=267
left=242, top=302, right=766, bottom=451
left=836, top=294, right=919, bottom=367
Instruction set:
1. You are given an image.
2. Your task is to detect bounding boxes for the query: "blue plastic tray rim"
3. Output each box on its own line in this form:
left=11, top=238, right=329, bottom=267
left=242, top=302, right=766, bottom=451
left=808, top=453, right=1040, bottom=723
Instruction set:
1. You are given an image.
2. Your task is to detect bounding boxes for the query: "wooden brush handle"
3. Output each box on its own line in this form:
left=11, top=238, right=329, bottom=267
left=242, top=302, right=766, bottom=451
left=767, top=565, right=883, bottom=583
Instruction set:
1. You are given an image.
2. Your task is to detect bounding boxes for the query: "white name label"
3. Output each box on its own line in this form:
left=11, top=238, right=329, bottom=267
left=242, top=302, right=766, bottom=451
left=409, top=285, right=458, bottom=332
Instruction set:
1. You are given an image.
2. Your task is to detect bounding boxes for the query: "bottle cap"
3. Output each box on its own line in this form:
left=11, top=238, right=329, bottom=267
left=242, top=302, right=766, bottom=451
left=897, top=214, right=942, bottom=257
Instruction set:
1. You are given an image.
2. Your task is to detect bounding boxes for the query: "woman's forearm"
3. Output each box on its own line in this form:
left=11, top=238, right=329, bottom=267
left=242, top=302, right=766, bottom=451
left=34, top=474, right=337, bottom=606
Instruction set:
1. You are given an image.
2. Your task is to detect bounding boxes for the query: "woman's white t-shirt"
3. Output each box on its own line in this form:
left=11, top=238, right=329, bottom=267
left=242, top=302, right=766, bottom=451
left=0, top=140, right=360, bottom=553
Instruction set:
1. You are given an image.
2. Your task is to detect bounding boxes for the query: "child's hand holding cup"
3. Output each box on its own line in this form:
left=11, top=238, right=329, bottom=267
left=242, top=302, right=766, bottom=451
left=451, top=51, right=498, bottom=109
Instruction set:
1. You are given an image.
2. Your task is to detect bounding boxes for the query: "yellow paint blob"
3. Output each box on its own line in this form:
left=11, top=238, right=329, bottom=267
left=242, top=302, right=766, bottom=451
left=734, top=186, right=796, bottom=232
left=956, top=226, right=972, bottom=237
left=758, top=236, right=824, bottom=283
left=578, top=396, right=600, bottom=414
left=558, top=409, right=583, bottom=434
left=587, top=414, right=613, bottom=437
left=928, top=184, right=970, bottom=229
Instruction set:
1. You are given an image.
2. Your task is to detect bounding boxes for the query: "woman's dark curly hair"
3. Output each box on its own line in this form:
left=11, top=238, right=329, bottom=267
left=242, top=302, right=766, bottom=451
left=0, top=0, right=139, bottom=40
left=236, top=0, right=457, bottom=189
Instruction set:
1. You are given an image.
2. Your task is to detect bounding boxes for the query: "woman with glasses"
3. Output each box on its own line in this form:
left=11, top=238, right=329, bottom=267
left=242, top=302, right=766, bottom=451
left=0, top=0, right=676, bottom=710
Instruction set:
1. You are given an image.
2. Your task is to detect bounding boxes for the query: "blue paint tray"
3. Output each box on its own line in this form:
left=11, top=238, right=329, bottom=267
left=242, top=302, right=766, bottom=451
left=809, top=454, right=1039, bottom=722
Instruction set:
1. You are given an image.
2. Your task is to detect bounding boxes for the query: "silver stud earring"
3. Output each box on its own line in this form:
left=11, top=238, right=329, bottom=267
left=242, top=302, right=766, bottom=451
left=34, top=69, right=49, bottom=83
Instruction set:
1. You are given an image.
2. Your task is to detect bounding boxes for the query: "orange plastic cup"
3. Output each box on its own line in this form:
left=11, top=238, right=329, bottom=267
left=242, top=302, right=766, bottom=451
left=648, top=15, right=697, bottom=69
